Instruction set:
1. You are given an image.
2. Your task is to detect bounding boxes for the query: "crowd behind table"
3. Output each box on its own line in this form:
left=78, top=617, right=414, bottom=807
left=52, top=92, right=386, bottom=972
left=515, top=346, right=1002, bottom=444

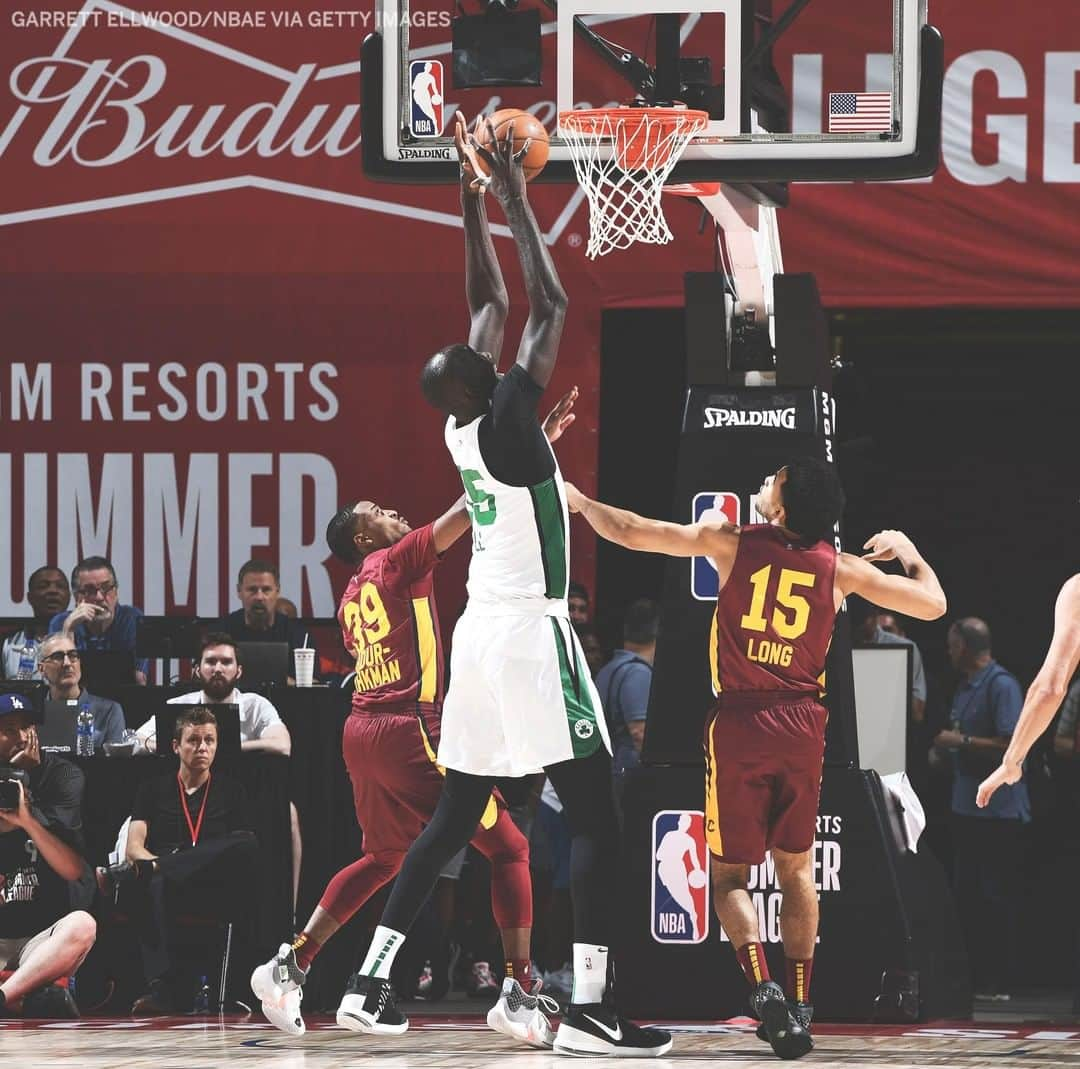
left=0, top=555, right=1074, bottom=1015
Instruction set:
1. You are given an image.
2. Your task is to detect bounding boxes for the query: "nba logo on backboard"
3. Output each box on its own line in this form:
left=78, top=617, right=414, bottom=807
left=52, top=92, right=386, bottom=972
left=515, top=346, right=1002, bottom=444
left=651, top=810, right=709, bottom=944
left=409, top=60, right=444, bottom=138
left=690, top=493, right=739, bottom=601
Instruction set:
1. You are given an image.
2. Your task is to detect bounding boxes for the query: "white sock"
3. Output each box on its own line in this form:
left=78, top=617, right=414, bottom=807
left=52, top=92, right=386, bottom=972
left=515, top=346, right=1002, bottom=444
left=571, top=942, right=608, bottom=1005
left=360, top=925, right=406, bottom=980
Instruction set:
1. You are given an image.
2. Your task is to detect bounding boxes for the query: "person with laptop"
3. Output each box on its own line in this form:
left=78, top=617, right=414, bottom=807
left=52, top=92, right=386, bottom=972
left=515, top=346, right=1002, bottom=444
left=219, top=561, right=316, bottom=685
left=48, top=557, right=149, bottom=686
left=133, top=633, right=291, bottom=756
left=37, top=634, right=125, bottom=752
left=96, top=705, right=258, bottom=1015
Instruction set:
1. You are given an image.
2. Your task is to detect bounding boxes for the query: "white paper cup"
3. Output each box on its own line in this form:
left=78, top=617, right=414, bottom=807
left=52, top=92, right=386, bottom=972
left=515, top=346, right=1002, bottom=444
left=294, top=648, right=315, bottom=687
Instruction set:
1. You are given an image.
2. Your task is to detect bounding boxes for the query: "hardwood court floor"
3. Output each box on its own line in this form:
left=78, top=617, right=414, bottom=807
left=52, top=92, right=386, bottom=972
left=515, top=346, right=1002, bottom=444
left=3, top=1016, right=1080, bottom=1069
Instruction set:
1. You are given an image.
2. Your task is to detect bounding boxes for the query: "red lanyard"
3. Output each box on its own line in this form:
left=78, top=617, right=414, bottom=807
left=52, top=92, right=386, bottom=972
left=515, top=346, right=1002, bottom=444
left=177, top=773, right=211, bottom=847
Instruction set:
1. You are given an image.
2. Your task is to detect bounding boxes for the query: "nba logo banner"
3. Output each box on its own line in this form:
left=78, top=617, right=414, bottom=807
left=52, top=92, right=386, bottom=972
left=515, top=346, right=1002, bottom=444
left=410, top=60, right=444, bottom=137
left=651, top=810, right=709, bottom=944
left=690, top=492, right=740, bottom=601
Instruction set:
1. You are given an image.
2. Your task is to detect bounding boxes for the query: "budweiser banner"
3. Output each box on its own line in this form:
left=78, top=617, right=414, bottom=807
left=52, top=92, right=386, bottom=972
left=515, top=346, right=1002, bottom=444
left=0, top=1, right=1075, bottom=615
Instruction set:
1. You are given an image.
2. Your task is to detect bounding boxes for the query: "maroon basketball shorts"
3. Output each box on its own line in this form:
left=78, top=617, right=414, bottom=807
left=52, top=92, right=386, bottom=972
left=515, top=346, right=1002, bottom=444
left=703, top=691, right=827, bottom=864
left=343, top=705, right=501, bottom=856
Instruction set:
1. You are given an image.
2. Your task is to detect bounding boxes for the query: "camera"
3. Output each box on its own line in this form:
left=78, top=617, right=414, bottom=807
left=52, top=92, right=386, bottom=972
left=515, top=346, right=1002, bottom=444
left=0, top=767, right=29, bottom=811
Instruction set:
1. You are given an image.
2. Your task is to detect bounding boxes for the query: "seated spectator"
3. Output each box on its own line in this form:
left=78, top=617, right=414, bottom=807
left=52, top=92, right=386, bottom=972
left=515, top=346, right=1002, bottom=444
left=219, top=561, right=316, bottom=684
left=275, top=597, right=298, bottom=619
left=568, top=581, right=591, bottom=628
left=2, top=567, right=71, bottom=681
left=596, top=598, right=659, bottom=776
left=133, top=634, right=291, bottom=757
left=48, top=557, right=149, bottom=685
left=133, top=634, right=299, bottom=911
left=0, top=694, right=96, bottom=1018
left=38, top=634, right=125, bottom=751
left=97, top=706, right=258, bottom=1015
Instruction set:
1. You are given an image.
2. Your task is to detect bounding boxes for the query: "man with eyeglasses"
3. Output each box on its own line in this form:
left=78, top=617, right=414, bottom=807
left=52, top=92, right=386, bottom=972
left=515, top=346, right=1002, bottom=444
left=38, top=634, right=125, bottom=751
left=47, top=557, right=149, bottom=686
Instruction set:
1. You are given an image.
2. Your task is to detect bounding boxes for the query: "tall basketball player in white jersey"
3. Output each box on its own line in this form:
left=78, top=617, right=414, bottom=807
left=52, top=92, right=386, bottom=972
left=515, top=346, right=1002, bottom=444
left=345, top=115, right=672, bottom=1057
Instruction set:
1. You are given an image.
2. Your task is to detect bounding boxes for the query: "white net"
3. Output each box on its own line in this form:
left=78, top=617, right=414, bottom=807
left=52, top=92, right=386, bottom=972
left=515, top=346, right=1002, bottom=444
left=560, top=108, right=709, bottom=259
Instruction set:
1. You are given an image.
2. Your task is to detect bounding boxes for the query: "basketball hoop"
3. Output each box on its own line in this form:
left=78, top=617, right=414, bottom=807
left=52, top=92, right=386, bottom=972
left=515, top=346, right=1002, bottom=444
left=559, top=106, right=710, bottom=259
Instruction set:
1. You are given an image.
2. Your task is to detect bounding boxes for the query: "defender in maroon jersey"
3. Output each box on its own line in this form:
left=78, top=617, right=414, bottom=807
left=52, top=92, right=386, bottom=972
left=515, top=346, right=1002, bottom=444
left=567, top=458, right=946, bottom=1061
left=250, top=389, right=577, bottom=1044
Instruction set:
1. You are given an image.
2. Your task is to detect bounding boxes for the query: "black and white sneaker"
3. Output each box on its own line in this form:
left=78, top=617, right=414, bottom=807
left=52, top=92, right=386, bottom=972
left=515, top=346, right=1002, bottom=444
left=554, top=1000, right=673, bottom=1058
left=336, top=973, right=409, bottom=1035
left=756, top=1000, right=813, bottom=1043
left=752, top=981, right=813, bottom=1060
left=250, top=943, right=307, bottom=1036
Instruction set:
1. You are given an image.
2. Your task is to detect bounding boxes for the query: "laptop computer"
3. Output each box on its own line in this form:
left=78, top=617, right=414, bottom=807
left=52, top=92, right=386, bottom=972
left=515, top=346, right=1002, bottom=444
left=136, top=616, right=203, bottom=659
left=236, top=642, right=289, bottom=687
left=153, top=703, right=242, bottom=766
left=39, top=699, right=80, bottom=751
left=79, top=650, right=137, bottom=699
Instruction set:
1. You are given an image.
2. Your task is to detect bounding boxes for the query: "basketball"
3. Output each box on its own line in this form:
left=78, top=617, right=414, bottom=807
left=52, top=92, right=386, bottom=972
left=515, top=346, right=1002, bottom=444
left=688, top=869, right=707, bottom=889
left=475, top=108, right=550, bottom=181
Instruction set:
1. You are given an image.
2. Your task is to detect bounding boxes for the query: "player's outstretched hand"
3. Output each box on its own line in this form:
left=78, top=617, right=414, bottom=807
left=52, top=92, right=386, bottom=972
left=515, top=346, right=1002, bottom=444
left=453, top=112, right=487, bottom=195
left=471, top=117, right=528, bottom=206
left=977, top=760, right=1021, bottom=808
left=862, top=529, right=915, bottom=563
left=564, top=483, right=586, bottom=514
left=543, top=386, right=578, bottom=443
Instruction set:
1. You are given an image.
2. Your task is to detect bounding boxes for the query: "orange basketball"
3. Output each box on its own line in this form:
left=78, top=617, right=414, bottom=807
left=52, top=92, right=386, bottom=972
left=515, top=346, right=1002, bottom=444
left=475, top=108, right=550, bottom=181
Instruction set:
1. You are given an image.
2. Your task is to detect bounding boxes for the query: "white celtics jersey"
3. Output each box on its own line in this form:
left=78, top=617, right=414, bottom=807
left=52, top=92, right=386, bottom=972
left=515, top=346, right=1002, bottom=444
left=444, top=414, right=570, bottom=615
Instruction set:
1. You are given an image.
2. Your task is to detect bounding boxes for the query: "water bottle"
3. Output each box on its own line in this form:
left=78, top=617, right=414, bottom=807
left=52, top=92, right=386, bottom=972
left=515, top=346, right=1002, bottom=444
left=194, top=975, right=210, bottom=1014
left=76, top=706, right=95, bottom=757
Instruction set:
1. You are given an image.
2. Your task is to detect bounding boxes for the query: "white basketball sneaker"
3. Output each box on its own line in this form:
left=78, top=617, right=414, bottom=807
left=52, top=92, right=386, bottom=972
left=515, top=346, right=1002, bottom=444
left=250, top=943, right=307, bottom=1036
left=487, top=977, right=559, bottom=1049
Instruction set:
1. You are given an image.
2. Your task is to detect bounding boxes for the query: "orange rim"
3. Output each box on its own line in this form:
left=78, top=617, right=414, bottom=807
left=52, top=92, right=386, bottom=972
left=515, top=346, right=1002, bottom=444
left=559, top=107, right=709, bottom=171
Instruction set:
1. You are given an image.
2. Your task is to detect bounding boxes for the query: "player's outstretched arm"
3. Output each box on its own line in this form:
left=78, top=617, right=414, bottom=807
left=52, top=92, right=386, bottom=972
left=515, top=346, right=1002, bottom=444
left=456, top=112, right=509, bottom=362
left=566, top=483, right=737, bottom=564
left=978, top=573, right=1080, bottom=807
left=474, top=118, right=567, bottom=391
left=837, top=530, right=947, bottom=621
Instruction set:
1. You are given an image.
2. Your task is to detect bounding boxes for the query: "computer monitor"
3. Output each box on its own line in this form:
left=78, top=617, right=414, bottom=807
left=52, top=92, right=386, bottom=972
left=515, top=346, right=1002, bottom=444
left=236, top=642, right=289, bottom=687
left=39, top=699, right=80, bottom=751
left=136, top=617, right=203, bottom=659
left=153, top=703, right=242, bottom=765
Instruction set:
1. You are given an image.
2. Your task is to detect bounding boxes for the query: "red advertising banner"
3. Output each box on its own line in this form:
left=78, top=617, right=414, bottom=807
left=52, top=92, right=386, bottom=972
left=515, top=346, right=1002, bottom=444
left=0, top=1, right=1075, bottom=615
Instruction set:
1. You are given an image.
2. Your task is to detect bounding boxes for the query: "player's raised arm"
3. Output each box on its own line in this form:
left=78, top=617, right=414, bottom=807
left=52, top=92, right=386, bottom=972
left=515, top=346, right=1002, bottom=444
left=456, top=112, right=509, bottom=362
left=566, top=483, right=738, bottom=568
left=978, top=573, right=1080, bottom=807
left=836, top=530, right=947, bottom=621
left=474, top=118, right=567, bottom=390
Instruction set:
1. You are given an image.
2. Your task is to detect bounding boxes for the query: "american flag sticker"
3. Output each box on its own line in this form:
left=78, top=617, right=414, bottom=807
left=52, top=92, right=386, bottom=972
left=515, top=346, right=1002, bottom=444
left=828, top=92, right=893, bottom=133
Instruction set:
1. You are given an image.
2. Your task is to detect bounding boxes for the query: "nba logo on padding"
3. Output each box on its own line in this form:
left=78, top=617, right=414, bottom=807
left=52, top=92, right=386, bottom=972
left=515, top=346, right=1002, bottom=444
left=409, top=60, right=444, bottom=137
left=651, top=810, right=709, bottom=944
left=690, top=492, right=739, bottom=601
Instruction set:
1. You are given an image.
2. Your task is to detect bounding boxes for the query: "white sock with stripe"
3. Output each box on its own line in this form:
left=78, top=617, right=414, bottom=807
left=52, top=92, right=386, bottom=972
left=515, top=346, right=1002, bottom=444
left=359, top=926, right=405, bottom=980
left=571, top=943, right=608, bottom=1005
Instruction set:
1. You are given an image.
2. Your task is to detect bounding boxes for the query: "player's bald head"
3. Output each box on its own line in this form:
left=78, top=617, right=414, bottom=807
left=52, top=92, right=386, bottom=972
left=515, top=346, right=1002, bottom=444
left=420, top=343, right=498, bottom=413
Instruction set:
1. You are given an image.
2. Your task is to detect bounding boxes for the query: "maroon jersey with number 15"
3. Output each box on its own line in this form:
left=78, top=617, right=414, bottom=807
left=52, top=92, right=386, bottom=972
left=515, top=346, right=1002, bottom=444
left=337, top=523, right=444, bottom=713
left=710, top=524, right=837, bottom=696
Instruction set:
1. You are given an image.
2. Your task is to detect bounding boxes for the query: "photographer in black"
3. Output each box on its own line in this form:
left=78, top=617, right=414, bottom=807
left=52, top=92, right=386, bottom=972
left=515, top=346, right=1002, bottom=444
left=0, top=693, right=96, bottom=1017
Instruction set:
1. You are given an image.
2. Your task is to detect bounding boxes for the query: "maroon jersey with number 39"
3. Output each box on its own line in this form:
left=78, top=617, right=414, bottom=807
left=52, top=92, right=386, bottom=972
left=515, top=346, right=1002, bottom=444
left=710, top=524, right=837, bottom=695
left=337, top=523, right=444, bottom=713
